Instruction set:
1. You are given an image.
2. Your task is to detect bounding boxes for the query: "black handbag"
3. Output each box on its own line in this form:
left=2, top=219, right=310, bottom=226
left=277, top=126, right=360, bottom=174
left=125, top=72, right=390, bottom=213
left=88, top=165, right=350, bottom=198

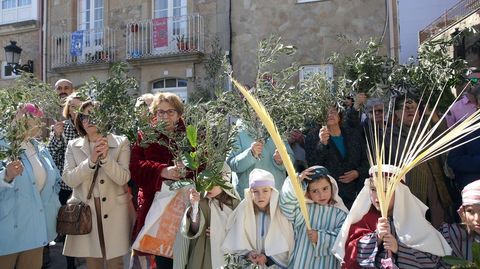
left=56, top=165, right=99, bottom=235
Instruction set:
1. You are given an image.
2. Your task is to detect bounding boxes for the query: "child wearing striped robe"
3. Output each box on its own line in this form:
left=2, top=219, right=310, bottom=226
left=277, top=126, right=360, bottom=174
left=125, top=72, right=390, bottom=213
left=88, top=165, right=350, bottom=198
left=332, top=165, right=452, bottom=269
left=440, top=179, right=480, bottom=266
left=280, top=166, right=348, bottom=269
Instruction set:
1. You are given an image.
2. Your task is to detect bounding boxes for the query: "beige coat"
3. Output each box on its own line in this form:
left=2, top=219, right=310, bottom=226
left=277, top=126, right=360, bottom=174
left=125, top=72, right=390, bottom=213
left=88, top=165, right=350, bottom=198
left=62, top=134, right=133, bottom=260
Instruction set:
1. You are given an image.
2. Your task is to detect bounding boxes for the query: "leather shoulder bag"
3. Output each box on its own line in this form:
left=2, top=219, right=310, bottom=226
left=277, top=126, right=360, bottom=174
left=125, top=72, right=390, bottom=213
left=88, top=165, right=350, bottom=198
left=56, top=165, right=100, bottom=235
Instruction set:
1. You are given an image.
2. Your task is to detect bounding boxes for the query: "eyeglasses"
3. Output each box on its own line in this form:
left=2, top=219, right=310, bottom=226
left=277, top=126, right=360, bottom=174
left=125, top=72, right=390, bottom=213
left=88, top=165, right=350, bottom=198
left=79, top=114, right=90, bottom=122
left=157, top=109, right=177, bottom=116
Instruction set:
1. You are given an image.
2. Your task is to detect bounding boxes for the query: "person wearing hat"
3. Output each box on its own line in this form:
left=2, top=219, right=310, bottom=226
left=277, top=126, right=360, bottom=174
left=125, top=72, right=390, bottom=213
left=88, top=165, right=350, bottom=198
left=439, top=179, right=480, bottom=266
left=178, top=164, right=241, bottom=269
left=223, top=169, right=294, bottom=268
left=332, top=164, right=451, bottom=269
left=280, top=166, right=348, bottom=268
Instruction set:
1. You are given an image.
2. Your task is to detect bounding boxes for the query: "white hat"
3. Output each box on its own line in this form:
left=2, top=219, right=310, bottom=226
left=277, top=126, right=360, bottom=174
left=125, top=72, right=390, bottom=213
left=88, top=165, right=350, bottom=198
left=249, top=169, right=275, bottom=189
left=368, top=164, right=404, bottom=182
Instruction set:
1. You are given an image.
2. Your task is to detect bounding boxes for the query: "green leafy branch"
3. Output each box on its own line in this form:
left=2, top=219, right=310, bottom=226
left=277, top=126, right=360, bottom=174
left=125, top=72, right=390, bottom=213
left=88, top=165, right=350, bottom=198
left=0, top=73, right=61, bottom=160
left=78, top=62, right=138, bottom=138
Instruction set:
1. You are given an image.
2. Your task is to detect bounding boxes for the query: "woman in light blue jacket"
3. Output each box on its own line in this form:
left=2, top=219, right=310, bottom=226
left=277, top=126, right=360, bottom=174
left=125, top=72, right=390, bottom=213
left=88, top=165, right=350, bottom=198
left=0, top=104, right=61, bottom=269
left=227, top=120, right=294, bottom=198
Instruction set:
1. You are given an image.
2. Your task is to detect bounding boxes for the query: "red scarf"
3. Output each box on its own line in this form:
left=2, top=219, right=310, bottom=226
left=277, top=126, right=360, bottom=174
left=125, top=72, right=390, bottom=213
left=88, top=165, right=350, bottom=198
left=342, top=206, right=381, bottom=269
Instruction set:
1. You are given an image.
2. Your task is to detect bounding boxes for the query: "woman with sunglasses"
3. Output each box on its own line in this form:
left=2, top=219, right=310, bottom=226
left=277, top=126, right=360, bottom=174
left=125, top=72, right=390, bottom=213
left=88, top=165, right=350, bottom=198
left=129, top=92, right=188, bottom=269
left=0, top=104, right=61, bottom=269
left=62, top=100, right=133, bottom=269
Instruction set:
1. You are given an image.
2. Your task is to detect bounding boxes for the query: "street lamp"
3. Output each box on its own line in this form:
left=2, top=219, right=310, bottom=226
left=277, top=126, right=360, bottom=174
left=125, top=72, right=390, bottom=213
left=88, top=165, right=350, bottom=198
left=4, top=41, right=33, bottom=74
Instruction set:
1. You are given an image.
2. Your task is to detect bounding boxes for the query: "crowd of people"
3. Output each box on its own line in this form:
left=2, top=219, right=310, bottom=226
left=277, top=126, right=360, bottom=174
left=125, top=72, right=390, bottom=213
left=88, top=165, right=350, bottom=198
left=0, top=75, right=479, bottom=269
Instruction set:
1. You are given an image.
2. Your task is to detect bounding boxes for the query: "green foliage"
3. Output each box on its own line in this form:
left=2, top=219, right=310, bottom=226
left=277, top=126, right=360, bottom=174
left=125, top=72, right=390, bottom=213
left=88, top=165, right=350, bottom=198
left=0, top=73, right=61, bottom=160
left=389, top=37, right=467, bottom=112
left=331, top=36, right=468, bottom=114
left=329, top=37, right=395, bottom=98
left=172, top=101, right=237, bottom=192
left=297, top=73, right=340, bottom=125
left=190, top=37, right=228, bottom=102
left=443, top=255, right=479, bottom=269
left=221, top=34, right=341, bottom=137
left=223, top=253, right=259, bottom=269
left=78, top=62, right=139, bottom=138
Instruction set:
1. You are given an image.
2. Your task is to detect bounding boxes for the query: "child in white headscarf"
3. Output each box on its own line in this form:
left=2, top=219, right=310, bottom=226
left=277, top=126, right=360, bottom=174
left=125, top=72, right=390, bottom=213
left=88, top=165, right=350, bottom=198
left=178, top=164, right=241, bottom=269
left=439, top=179, right=480, bottom=266
left=223, top=168, right=294, bottom=268
left=332, top=164, right=451, bottom=269
left=280, top=166, right=348, bottom=269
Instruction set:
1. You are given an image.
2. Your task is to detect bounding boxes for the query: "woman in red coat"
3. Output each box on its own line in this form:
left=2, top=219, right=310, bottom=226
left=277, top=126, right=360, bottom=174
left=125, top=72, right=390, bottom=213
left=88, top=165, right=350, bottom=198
left=130, top=92, right=186, bottom=269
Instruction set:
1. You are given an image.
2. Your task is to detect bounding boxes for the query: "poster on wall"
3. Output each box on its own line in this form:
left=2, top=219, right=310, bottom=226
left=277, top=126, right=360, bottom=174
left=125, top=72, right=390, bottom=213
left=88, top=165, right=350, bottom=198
left=153, top=17, right=168, bottom=49
left=70, top=31, right=84, bottom=57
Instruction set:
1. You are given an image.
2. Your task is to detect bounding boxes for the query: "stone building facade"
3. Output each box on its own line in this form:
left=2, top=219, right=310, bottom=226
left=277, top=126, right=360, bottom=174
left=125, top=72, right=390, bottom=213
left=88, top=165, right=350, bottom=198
left=231, top=0, right=399, bottom=85
left=420, top=0, right=480, bottom=71
left=0, top=0, right=42, bottom=87
left=47, top=0, right=230, bottom=99
left=45, top=0, right=399, bottom=98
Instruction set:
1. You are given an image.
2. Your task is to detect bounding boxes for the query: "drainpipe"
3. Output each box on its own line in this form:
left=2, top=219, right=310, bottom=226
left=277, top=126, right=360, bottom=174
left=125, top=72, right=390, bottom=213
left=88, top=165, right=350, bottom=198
left=228, top=0, right=232, bottom=67
left=41, top=0, right=47, bottom=82
left=387, top=0, right=397, bottom=60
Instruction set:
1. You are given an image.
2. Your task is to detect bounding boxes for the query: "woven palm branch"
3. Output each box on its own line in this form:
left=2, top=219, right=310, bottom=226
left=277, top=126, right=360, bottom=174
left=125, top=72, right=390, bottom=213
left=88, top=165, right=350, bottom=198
left=366, top=85, right=480, bottom=217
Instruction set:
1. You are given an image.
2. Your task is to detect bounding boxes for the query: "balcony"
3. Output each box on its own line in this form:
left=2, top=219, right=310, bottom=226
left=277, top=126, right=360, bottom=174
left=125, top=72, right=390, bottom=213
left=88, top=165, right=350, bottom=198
left=126, top=14, right=204, bottom=63
left=419, top=0, right=480, bottom=43
left=51, top=27, right=115, bottom=69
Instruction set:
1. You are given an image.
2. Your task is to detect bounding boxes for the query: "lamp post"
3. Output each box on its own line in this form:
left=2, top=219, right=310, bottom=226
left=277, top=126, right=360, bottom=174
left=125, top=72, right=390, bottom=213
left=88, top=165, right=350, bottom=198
left=4, top=41, right=33, bottom=74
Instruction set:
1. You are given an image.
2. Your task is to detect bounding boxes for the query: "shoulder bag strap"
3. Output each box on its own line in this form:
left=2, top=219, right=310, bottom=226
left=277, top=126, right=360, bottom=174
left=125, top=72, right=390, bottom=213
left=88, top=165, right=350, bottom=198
left=86, top=164, right=100, bottom=200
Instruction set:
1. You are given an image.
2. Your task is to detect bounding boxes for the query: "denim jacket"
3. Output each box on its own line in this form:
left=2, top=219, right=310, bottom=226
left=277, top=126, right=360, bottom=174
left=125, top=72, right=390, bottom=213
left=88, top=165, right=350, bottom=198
left=0, top=139, right=61, bottom=255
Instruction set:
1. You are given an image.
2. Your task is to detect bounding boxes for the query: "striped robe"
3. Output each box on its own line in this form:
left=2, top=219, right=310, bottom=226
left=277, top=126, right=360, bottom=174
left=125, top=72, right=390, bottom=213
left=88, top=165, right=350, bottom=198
left=280, top=183, right=347, bottom=269
left=439, top=222, right=480, bottom=262
left=354, top=207, right=446, bottom=269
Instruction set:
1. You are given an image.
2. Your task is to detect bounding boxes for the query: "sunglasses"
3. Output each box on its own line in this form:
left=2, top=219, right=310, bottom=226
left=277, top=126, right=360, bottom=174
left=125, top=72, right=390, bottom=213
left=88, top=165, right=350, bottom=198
left=79, top=114, right=90, bottom=122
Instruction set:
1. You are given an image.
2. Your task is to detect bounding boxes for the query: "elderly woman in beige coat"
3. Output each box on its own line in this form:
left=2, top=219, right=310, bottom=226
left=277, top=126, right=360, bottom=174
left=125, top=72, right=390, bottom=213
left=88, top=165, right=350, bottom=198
left=62, top=100, right=133, bottom=269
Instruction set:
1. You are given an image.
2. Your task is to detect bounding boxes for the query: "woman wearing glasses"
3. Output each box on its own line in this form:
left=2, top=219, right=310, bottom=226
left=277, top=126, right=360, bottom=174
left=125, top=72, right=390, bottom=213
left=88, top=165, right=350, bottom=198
left=129, top=92, right=187, bottom=269
left=62, top=100, right=132, bottom=269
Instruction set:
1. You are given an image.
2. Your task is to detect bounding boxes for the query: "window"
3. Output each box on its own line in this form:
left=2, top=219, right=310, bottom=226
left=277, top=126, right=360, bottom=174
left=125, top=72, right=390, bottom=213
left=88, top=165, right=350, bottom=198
left=299, top=64, right=334, bottom=81
left=152, top=78, right=188, bottom=101
left=0, top=0, right=36, bottom=24
left=153, top=0, right=187, bottom=50
left=77, top=0, right=104, bottom=58
left=1, top=61, right=20, bottom=80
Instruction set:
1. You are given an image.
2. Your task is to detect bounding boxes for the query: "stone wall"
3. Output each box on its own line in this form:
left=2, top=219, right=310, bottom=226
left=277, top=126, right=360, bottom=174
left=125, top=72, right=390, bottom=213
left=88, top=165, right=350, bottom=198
left=231, top=0, right=391, bottom=84
left=0, top=20, right=41, bottom=87
left=46, top=0, right=226, bottom=95
left=429, top=11, right=480, bottom=69
left=45, top=0, right=394, bottom=95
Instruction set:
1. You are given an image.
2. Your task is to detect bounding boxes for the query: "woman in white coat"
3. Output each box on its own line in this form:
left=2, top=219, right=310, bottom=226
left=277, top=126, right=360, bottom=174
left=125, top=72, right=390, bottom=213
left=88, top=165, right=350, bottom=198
left=62, top=100, right=133, bottom=269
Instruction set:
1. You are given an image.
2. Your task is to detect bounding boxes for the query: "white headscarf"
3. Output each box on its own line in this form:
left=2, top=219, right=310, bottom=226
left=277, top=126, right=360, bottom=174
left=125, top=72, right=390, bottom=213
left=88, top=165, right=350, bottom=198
left=222, top=170, right=294, bottom=259
left=332, top=165, right=452, bottom=262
